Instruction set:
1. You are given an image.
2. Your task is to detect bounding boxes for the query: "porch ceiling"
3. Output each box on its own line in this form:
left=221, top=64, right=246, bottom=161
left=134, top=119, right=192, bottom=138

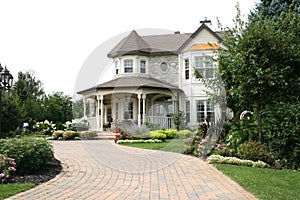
left=78, top=76, right=182, bottom=94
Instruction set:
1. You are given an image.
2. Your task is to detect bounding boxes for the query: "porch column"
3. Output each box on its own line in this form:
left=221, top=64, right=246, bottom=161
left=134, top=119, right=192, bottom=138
left=138, top=94, right=141, bottom=126
left=96, top=96, right=100, bottom=130
left=142, top=94, right=146, bottom=123
left=83, top=98, right=87, bottom=118
left=100, top=95, right=104, bottom=132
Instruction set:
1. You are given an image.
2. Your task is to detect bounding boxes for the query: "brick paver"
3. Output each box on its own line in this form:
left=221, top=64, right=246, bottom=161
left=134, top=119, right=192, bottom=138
left=7, top=138, right=257, bottom=200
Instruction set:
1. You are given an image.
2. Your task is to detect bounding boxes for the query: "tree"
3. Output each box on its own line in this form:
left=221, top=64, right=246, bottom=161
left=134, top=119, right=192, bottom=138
left=218, top=5, right=300, bottom=141
left=72, top=98, right=85, bottom=119
left=42, top=92, right=73, bottom=123
left=252, top=0, right=300, bottom=19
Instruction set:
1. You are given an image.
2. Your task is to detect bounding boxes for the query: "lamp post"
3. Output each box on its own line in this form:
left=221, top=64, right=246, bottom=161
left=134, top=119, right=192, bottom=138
left=0, top=63, right=14, bottom=134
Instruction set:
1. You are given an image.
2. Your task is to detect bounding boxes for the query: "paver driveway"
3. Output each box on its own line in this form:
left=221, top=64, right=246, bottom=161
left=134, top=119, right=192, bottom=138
left=8, top=139, right=257, bottom=200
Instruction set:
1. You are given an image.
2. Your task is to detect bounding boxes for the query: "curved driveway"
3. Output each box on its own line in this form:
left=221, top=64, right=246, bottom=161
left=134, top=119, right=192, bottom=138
left=9, top=140, right=257, bottom=200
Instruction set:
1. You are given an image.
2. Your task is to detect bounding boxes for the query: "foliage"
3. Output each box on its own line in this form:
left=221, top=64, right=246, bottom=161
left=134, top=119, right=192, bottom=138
left=237, top=140, right=271, bottom=164
left=252, top=0, right=300, bottom=19
left=42, top=92, right=73, bottom=124
left=212, top=142, right=236, bottom=157
left=52, top=130, right=64, bottom=140
left=164, top=129, right=178, bottom=139
left=208, top=155, right=268, bottom=168
left=225, top=120, right=258, bottom=149
left=78, top=131, right=97, bottom=140
left=184, top=130, right=205, bottom=156
left=34, top=120, right=56, bottom=135
left=218, top=5, right=300, bottom=114
left=72, top=98, right=85, bottom=119
left=62, top=131, right=79, bottom=140
left=216, top=164, right=300, bottom=200
left=72, top=120, right=89, bottom=131
left=261, top=102, right=300, bottom=169
left=0, top=154, right=16, bottom=184
left=122, top=124, right=150, bottom=139
left=172, top=111, right=185, bottom=130
left=116, top=139, right=163, bottom=144
left=0, top=138, right=53, bottom=175
left=177, top=130, right=192, bottom=139
left=149, top=130, right=167, bottom=140
left=144, top=122, right=161, bottom=131
left=0, top=91, right=24, bottom=135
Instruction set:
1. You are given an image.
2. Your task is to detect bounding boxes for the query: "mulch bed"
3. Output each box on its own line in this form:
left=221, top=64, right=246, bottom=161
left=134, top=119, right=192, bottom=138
left=8, top=158, right=62, bottom=185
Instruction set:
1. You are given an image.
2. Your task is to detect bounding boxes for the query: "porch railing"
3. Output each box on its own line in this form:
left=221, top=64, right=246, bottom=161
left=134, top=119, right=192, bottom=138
left=145, top=116, right=175, bottom=129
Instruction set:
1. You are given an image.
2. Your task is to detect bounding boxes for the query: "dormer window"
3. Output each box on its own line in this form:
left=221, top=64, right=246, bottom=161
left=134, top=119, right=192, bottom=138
left=124, top=59, right=133, bottom=73
left=140, top=60, right=146, bottom=73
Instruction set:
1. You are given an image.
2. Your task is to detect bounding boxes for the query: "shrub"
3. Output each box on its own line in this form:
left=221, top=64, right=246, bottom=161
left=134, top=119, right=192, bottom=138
left=207, top=155, right=268, bottom=168
left=144, top=122, right=161, bottom=131
left=0, top=154, right=17, bottom=183
left=78, top=131, right=97, bottom=140
left=62, top=131, right=79, bottom=140
left=212, top=143, right=236, bottom=157
left=149, top=130, right=167, bottom=140
left=0, top=138, right=53, bottom=175
left=52, top=130, right=64, bottom=140
left=164, top=129, right=178, bottom=139
left=184, top=130, right=204, bottom=156
left=237, top=140, right=270, bottom=163
left=261, top=102, right=300, bottom=169
left=177, top=130, right=192, bottom=139
left=117, top=139, right=163, bottom=144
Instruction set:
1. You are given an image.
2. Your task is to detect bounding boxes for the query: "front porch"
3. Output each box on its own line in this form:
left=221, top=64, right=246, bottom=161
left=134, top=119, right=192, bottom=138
left=86, top=115, right=175, bottom=130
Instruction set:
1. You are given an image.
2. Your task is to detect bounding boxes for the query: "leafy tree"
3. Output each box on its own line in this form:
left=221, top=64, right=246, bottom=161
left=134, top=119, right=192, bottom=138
left=0, top=91, right=24, bottom=135
left=252, top=0, right=300, bottom=19
left=217, top=5, right=300, bottom=141
left=42, top=92, right=73, bottom=123
left=72, top=99, right=89, bottom=119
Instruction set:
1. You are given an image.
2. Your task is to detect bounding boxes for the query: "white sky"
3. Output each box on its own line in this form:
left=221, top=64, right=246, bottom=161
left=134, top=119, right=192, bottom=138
left=0, top=0, right=258, bottom=97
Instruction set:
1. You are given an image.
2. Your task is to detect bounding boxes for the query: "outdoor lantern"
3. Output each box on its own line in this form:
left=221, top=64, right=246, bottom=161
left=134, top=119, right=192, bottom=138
left=0, top=67, right=13, bottom=89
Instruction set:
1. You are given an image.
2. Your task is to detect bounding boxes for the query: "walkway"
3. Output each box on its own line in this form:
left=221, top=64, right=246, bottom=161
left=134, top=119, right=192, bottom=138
left=8, top=138, right=257, bottom=200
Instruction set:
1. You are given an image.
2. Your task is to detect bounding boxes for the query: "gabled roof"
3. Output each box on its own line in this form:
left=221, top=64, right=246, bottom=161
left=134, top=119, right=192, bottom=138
left=78, top=76, right=181, bottom=94
left=108, top=24, right=224, bottom=58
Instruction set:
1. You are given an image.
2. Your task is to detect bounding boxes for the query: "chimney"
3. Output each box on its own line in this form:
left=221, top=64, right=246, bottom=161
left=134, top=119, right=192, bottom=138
left=174, top=31, right=180, bottom=34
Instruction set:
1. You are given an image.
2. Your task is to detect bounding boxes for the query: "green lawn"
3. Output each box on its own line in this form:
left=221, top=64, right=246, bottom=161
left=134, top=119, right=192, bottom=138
left=120, top=138, right=186, bottom=153
left=0, top=183, right=35, bottom=200
left=216, top=164, right=300, bottom=200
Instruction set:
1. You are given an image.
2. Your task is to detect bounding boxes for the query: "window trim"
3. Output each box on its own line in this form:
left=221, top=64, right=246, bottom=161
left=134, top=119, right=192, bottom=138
left=140, top=60, right=146, bottom=73
left=160, top=62, right=169, bottom=73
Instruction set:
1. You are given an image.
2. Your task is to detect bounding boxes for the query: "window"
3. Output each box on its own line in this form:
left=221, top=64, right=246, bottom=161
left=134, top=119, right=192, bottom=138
left=115, top=103, right=119, bottom=120
left=140, top=60, right=146, bottom=73
left=185, top=101, right=190, bottom=123
left=115, top=61, right=119, bottom=74
left=196, top=100, right=215, bottom=123
left=196, top=100, right=205, bottom=122
left=124, top=101, right=133, bottom=119
left=160, top=62, right=168, bottom=73
left=185, top=59, right=189, bottom=79
left=194, top=56, right=214, bottom=78
left=124, top=59, right=133, bottom=73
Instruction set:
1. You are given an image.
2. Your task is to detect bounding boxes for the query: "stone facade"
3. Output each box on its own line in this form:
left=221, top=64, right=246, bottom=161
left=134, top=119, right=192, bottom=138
left=148, top=55, right=179, bottom=87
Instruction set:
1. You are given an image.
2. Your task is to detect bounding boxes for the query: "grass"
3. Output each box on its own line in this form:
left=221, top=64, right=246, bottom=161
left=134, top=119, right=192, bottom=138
left=216, top=164, right=300, bottom=200
left=120, top=138, right=186, bottom=153
left=0, top=183, right=35, bottom=200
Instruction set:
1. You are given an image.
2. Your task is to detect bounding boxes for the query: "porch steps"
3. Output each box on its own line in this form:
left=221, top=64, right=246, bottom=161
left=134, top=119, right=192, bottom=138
left=95, top=131, right=115, bottom=140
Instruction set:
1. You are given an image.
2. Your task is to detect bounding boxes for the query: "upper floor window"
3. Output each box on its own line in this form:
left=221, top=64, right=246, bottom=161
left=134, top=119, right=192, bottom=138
left=115, top=61, right=119, bottom=74
left=124, top=59, right=133, bottom=73
left=195, top=56, right=214, bottom=78
left=185, top=101, right=190, bottom=123
left=140, top=60, right=146, bottom=73
left=185, top=59, right=189, bottom=79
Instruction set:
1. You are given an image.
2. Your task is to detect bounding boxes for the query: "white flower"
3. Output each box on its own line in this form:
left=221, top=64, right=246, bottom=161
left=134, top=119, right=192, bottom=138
left=23, top=123, right=29, bottom=127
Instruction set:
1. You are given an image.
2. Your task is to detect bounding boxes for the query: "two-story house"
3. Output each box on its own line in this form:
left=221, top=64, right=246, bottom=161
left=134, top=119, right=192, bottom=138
left=78, top=22, right=225, bottom=131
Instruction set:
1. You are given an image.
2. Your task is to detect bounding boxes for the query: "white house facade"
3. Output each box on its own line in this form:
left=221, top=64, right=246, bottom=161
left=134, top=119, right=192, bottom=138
left=78, top=22, right=226, bottom=131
